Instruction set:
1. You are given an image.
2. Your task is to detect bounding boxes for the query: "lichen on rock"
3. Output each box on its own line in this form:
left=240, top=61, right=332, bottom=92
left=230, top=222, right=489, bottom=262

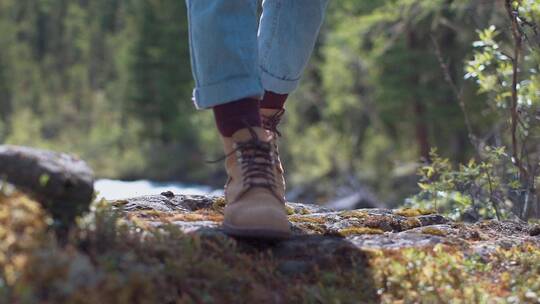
left=111, top=194, right=539, bottom=252
left=3, top=191, right=540, bottom=303
left=338, top=227, right=385, bottom=236
left=393, top=208, right=435, bottom=217
left=421, top=227, right=448, bottom=236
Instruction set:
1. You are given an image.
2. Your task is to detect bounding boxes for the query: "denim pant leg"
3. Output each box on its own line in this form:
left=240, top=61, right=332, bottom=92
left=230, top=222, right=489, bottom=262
left=186, top=0, right=263, bottom=109
left=258, top=0, right=329, bottom=94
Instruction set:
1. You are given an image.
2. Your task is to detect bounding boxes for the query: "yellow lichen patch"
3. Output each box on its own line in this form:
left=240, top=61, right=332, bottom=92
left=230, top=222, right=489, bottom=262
left=363, top=215, right=396, bottom=231
left=288, top=215, right=326, bottom=224
left=421, top=227, right=447, bottom=236
left=127, top=214, right=159, bottom=229
left=169, top=213, right=206, bottom=222
left=295, top=222, right=327, bottom=234
left=402, top=218, right=422, bottom=230
left=167, top=211, right=224, bottom=222
left=339, top=210, right=369, bottom=219
left=285, top=205, right=295, bottom=215
left=130, top=209, right=225, bottom=223
left=338, top=227, right=384, bottom=237
left=212, top=197, right=226, bottom=212
left=285, top=205, right=312, bottom=215
left=394, top=208, right=434, bottom=217
left=126, top=210, right=169, bottom=223
left=123, top=210, right=173, bottom=228
left=195, top=209, right=224, bottom=218
left=141, top=210, right=166, bottom=217
left=4, top=186, right=540, bottom=303
left=111, top=199, right=129, bottom=207
left=298, top=207, right=311, bottom=215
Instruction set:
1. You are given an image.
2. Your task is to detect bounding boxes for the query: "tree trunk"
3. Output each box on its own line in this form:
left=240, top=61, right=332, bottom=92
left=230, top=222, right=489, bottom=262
left=407, top=31, right=430, bottom=160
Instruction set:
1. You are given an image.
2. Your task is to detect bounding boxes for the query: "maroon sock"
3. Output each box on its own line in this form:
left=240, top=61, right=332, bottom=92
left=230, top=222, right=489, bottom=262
left=260, top=91, right=288, bottom=109
left=213, top=98, right=261, bottom=137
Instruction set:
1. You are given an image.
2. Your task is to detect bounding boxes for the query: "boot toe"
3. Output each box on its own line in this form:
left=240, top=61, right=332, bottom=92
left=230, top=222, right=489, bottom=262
left=223, top=195, right=290, bottom=239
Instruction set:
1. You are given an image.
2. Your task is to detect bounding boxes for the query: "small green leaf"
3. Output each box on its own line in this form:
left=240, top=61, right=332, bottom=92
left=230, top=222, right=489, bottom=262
left=39, top=174, right=50, bottom=187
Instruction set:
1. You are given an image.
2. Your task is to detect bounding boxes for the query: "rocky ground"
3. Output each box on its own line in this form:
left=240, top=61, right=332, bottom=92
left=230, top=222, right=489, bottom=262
left=2, top=146, right=540, bottom=303
left=114, top=192, right=540, bottom=259
left=2, top=189, right=540, bottom=303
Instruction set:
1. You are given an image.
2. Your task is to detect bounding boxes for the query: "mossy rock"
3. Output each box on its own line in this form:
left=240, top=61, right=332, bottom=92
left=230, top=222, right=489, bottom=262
left=394, top=208, right=435, bottom=217
left=3, top=191, right=540, bottom=303
left=338, top=227, right=385, bottom=236
left=421, top=227, right=448, bottom=237
left=0, top=145, right=94, bottom=235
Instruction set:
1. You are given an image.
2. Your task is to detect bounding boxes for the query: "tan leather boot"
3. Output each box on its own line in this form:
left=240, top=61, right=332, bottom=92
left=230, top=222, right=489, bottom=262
left=260, top=108, right=286, bottom=198
left=221, top=126, right=290, bottom=239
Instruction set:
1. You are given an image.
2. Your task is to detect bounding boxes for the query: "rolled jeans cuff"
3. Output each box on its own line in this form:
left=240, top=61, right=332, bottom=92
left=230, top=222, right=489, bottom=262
left=260, top=66, right=301, bottom=95
left=192, top=76, right=264, bottom=109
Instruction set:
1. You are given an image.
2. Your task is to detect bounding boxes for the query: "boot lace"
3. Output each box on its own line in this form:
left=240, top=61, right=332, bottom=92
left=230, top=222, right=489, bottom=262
left=261, top=109, right=285, bottom=137
left=209, top=127, right=282, bottom=202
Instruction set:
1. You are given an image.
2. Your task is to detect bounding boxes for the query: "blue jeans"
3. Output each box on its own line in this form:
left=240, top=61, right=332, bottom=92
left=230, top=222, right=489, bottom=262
left=186, top=0, right=328, bottom=109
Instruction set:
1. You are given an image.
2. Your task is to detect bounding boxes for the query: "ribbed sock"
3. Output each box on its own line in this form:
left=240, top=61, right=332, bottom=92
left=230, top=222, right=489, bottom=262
left=260, top=91, right=288, bottom=109
left=212, top=98, right=261, bottom=137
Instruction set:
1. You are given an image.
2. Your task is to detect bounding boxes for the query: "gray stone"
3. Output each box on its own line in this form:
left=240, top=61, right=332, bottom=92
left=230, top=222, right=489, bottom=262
left=0, top=145, right=94, bottom=229
left=111, top=194, right=540, bottom=252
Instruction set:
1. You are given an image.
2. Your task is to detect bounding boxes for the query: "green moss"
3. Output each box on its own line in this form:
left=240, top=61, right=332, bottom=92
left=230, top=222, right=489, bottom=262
left=338, top=227, right=384, bottom=236
left=373, top=244, right=540, bottom=303
left=421, top=227, right=447, bottom=236
left=4, top=190, right=540, bottom=304
left=0, top=191, right=378, bottom=303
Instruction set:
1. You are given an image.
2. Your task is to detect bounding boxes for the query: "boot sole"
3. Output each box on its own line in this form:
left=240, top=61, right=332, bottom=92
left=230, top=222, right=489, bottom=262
left=222, top=223, right=291, bottom=240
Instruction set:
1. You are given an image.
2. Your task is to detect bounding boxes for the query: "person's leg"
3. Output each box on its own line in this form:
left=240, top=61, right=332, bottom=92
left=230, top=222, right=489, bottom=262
left=185, top=0, right=290, bottom=239
left=186, top=0, right=262, bottom=110
left=260, top=91, right=288, bottom=110
left=257, top=0, right=328, bottom=203
left=185, top=0, right=262, bottom=137
left=258, top=0, right=329, bottom=111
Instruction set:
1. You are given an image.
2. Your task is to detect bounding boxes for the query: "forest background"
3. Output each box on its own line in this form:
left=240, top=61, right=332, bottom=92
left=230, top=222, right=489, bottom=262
left=1, top=0, right=539, bottom=218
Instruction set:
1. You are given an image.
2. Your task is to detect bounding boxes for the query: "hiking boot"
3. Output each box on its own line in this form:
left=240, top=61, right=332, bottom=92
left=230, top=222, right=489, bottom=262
left=260, top=108, right=286, bottom=198
left=220, top=126, right=290, bottom=239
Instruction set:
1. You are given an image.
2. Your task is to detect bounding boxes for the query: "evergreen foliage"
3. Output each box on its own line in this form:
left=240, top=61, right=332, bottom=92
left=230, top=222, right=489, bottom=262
left=0, top=0, right=539, bottom=217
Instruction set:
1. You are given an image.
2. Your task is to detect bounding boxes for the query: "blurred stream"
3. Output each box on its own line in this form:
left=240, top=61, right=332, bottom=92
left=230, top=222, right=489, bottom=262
left=94, top=179, right=222, bottom=200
